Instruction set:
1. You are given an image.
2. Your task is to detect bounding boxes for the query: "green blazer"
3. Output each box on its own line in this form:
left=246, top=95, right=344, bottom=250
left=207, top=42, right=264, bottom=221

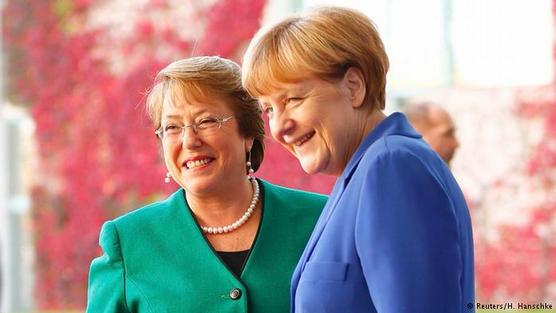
left=86, top=179, right=326, bottom=313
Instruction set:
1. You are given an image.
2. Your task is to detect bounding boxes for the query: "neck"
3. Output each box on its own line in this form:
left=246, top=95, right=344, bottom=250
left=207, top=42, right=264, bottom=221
left=360, top=109, right=386, bottom=141
left=334, top=109, right=386, bottom=177
left=186, top=176, right=254, bottom=227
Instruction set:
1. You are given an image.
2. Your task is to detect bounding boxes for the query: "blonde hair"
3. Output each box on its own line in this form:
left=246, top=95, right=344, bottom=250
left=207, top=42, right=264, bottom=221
left=146, top=56, right=265, bottom=171
left=242, top=6, right=389, bottom=110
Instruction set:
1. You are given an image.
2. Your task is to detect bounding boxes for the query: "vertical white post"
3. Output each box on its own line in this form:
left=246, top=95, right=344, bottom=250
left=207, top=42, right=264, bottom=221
left=0, top=110, right=6, bottom=313
left=1, top=108, right=35, bottom=313
left=0, top=0, right=8, bottom=309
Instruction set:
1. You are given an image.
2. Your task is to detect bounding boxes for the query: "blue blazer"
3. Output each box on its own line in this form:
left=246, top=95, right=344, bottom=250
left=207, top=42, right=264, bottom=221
left=291, top=113, right=475, bottom=313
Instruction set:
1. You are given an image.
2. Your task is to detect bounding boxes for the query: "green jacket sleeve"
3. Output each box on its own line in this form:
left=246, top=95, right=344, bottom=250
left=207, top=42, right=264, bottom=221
left=86, top=221, right=130, bottom=313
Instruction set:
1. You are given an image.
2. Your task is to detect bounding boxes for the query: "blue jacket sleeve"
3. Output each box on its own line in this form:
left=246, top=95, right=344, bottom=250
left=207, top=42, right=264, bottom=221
left=354, top=150, right=463, bottom=313
left=86, top=221, right=131, bottom=313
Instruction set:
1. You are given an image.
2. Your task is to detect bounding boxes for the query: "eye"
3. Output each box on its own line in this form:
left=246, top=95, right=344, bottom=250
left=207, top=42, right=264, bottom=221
left=164, top=124, right=182, bottom=134
left=197, top=117, right=219, bottom=129
left=262, top=106, right=274, bottom=115
left=164, top=124, right=178, bottom=131
left=286, top=97, right=303, bottom=104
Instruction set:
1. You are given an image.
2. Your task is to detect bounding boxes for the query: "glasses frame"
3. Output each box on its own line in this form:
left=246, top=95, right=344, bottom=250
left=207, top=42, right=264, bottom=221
left=155, top=115, right=233, bottom=141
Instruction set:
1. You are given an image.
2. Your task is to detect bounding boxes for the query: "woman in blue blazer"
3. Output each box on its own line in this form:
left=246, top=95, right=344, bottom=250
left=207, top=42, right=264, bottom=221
left=242, top=6, right=475, bottom=313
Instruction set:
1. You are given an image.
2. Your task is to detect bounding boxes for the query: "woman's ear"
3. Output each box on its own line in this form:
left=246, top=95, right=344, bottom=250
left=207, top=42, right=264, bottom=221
left=244, top=137, right=255, bottom=153
left=343, top=67, right=366, bottom=108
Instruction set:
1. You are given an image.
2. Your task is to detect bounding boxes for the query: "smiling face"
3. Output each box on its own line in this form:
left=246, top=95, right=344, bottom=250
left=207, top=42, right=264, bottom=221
left=258, top=70, right=371, bottom=176
left=159, top=93, right=253, bottom=196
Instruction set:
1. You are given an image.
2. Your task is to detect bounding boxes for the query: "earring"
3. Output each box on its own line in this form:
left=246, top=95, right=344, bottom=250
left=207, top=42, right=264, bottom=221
left=246, top=151, right=255, bottom=176
left=164, top=172, right=171, bottom=183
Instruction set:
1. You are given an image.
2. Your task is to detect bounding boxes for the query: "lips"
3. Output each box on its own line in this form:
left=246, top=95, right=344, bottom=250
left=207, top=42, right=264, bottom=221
left=183, top=157, right=215, bottom=169
left=294, top=131, right=316, bottom=147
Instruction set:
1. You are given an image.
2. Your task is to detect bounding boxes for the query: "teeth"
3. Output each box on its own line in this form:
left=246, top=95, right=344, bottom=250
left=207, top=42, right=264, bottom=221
left=186, top=158, right=212, bottom=169
left=295, top=132, right=314, bottom=146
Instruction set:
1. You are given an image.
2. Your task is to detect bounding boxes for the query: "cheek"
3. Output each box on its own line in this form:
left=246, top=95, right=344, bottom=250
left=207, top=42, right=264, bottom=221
left=163, top=145, right=177, bottom=164
left=316, top=120, right=335, bottom=146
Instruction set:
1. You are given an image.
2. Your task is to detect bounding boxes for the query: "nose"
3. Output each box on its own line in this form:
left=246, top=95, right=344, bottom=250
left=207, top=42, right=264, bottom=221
left=181, top=126, right=201, bottom=149
left=269, top=110, right=295, bottom=143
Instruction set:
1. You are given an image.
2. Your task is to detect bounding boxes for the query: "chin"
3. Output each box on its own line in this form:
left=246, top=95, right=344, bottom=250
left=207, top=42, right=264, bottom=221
left=302, top=157, right=341, bottom=176
left=301, top=166, right=319, bottom=175
left=299, top=159, right=323, bottom=175
left=183, top=176, right=216, bottom=194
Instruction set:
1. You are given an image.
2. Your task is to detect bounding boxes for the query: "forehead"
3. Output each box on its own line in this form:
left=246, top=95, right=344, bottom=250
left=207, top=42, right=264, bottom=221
left=257, top=78, right=329, bottom=103
left=161, top=87, right=232, bottom=117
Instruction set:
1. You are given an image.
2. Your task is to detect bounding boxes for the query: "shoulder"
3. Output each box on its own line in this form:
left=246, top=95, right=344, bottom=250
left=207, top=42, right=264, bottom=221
left=96, top=189, right=185, bottom=255
left=260, top=179, right=326, bottom=230
left=348, top=134, right=451, bottom=196
left=360, top=134, right=439, bottom=170
left=260, top=179, right=327, bottom=222
left=261, top=179, right=328, bottom=206
left=108, top=189, right=183, bottom=233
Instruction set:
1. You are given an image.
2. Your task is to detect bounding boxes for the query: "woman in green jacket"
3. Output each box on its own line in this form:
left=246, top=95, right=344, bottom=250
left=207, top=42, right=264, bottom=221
left=86, top=56, right=326, bottom=313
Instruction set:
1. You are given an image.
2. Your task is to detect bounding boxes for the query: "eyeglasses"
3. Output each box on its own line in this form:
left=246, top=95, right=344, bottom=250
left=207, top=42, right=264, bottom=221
left=155, top=116, right=233, bottom=141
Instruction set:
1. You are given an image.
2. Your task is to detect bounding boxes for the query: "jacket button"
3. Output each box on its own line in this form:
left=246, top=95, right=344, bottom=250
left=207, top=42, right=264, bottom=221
left=229, top=288, right=242, bottom=300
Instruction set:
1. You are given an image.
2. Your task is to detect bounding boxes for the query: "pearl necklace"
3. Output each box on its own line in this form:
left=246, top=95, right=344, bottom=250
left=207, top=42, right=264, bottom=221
left=201, top=177, right=259, bottom=234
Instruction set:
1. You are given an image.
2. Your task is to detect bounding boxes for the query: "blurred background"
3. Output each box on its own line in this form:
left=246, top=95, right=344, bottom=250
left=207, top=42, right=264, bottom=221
left=1, top=0, right=555, bottom=312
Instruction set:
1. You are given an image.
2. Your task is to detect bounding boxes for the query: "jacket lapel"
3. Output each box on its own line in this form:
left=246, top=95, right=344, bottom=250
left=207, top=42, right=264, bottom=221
left=163, top=188, right=245, bottom=284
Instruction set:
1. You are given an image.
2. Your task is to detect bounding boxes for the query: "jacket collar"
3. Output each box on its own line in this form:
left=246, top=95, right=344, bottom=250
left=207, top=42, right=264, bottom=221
left=340, top=112, right=421, bottom=186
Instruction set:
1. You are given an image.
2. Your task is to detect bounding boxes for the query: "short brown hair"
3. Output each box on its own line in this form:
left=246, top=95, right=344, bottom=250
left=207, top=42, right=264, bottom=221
left=242, top=6, right=389, bottom=110
left=146, top=56, right=265, bottom=171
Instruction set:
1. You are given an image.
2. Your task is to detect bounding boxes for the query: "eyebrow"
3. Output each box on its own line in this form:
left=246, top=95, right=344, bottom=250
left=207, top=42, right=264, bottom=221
left=261, top=88, right=306, bottom=106
left=163, top=114, right=183, bottom=120
left=162, top=108, right=212, bottom=120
